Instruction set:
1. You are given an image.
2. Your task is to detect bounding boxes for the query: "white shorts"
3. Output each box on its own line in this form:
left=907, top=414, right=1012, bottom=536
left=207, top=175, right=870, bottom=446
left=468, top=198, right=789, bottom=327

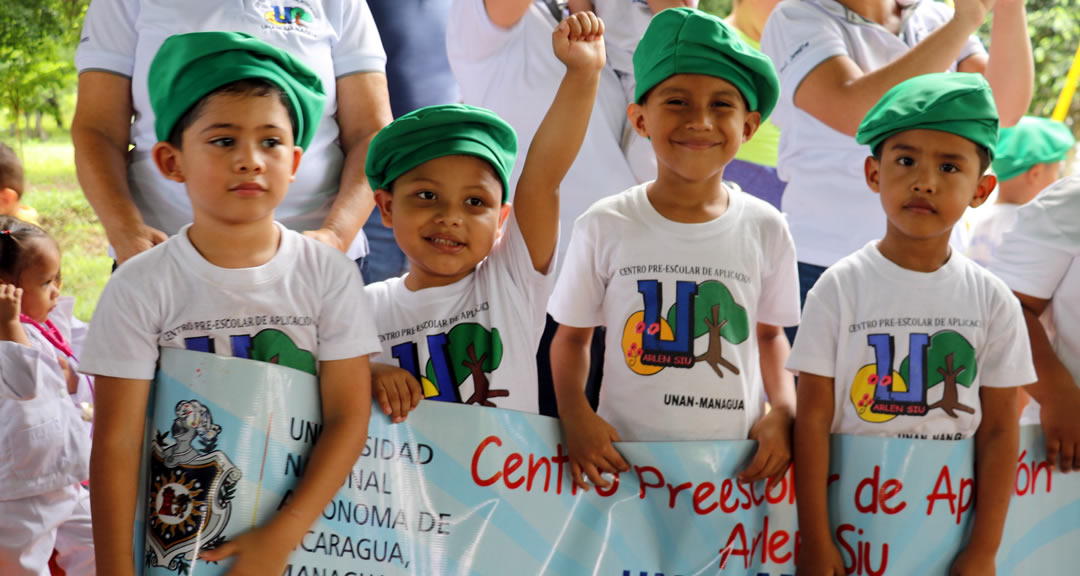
left=0, top=483, right=95, bottom=576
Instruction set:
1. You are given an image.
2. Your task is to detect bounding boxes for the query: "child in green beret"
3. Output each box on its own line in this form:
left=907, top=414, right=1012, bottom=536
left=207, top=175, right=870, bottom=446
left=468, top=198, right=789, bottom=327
left=967, top=116, right=1075, bottom=268
left=789, top=73, right=1035, bottom=575
left=81, top=32, right=382, bottom=576
left=548, top=7, right=799, bottom=492
left=361, top=12, right=606, bottom=418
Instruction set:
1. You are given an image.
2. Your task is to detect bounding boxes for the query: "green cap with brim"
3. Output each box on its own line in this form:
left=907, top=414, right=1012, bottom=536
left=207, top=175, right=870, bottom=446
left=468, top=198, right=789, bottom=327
left=365, top=104, right=518, bottom=202
left=856, top=73, right=999, bottom=159
left=632, top=7, right=780, bottom=120
left=149, top=31, right=326, bottom=150
left=992, top=116, right=1076, bottom=182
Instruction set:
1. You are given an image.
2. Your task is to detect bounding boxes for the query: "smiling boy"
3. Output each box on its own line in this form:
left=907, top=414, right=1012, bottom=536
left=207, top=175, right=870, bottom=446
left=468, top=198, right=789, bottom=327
left=789, top=73, right=1036, bottom=576
left=547, top=8, right=800, bottom=492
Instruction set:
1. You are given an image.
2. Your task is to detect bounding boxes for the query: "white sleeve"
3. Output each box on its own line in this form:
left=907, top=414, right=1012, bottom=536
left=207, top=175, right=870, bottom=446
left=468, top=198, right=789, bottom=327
left=0, top=342, right=62, bottom=400
left=920, top=1, right=986, bottom=65
left=74, top=0, right=139, bottom=76
left=447, top=0, right=521, bottom=63
left=757, top=218, right=801, bottom=327
left=331, top=0, right=387, bottom=77
left=761, top=1, right=851, bottom=104
left=78, top=272, right=162, bottom=380
left=990, top=184, right=1079, bottom=300
left=547, top=214, right=607, bottom=328
left=316, top=253, right=384, bottom=361
left=786, top=274, right=840, bottom=378
left=490, top=212, right=558, bottom=334
left=978, top=283, right=1037, bottom=388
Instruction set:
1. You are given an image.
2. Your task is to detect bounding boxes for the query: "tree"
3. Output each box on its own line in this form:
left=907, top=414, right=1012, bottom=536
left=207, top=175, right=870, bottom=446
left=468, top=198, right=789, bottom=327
left=666, top=280, right=749, bottom=379
left=251, top=329, right=317, bottom=375
left=901, top=330, right=977, bottom=418
left=425, top=323, right=505, bottom=407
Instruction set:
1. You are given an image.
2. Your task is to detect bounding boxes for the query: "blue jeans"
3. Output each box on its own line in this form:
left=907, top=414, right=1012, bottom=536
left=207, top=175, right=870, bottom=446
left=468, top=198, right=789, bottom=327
left=784, top=261, right=828, bottom=346
left=360, top=209, right=408, bottom=283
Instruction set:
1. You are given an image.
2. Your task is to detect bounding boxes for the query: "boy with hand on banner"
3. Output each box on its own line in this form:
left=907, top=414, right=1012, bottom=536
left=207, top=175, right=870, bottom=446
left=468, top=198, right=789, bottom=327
left=362, top=12, right=606, bottom=419
left=548, top=8, right=800, bottom=491
left=789, top=74, right=1036, bottom=576
left=80, top=33, right=381, bottom=575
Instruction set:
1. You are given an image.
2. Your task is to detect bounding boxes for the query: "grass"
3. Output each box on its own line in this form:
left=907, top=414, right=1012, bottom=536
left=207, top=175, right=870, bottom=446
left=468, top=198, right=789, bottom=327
left=6, top=128, right=112, bottom=321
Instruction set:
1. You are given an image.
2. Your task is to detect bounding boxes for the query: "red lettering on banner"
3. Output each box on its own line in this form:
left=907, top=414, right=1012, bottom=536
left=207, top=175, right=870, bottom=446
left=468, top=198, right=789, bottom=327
left=503, top=453, right=524, bottom=489
left=720, top=479, right=738, bottom=513
left=552, top=444, right=569, bottom=494
left=926, top=466, right=974, bottom=524
left=720, top=523, right=750, bottom=570
left=719, top=518, right=799, bottom=570
left=471, top=435, right=503, bottom=487
left=693, top=482, right=718, bottom=515
left=737, top=478, right=753, bottom=509
left=635, top=465, right=665, bottom=500
left=855, top=466, right=907, bottom=515
left=1015, top=449, right=1053, bottom=496
left=526, top=453, right=551, bottom=492
left=668, top=481, right=693, bottom=509
left=595, top=472, right=620, bottom=497
left=837, top=524, right=889, bottom=576
left=469, top=437, right=581, bottom=496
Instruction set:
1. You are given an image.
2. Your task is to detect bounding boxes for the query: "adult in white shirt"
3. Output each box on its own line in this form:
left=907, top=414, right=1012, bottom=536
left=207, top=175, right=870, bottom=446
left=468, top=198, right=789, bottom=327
left=72, top=0, right=393, bottom=264
left=990, top=176, right=1080, bottom=473
left=760, top=0, right=1033, bottom=306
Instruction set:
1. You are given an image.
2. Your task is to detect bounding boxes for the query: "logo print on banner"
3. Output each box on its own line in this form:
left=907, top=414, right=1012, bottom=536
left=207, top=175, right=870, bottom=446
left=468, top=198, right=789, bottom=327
left=146, top=400, right=241, bottom=573
left=852, top=330, right=978, bottom=423
left=390, top=323, right=507, bottom=406
left=264, top=6, right=312, bottom=26
left=621, top=279, right=749, bottom=378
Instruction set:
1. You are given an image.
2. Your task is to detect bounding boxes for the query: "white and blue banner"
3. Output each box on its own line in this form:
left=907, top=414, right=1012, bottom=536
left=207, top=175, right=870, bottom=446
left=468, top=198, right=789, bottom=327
left=136, top=349, right=1080, bottom=575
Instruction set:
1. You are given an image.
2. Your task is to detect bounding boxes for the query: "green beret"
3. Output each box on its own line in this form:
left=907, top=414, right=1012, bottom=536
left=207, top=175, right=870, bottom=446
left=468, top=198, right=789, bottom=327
left=149, top=31, right=326, bottom=150
left=992, top=116, right=1076, bottom=182
left=856, top=73, right=999, bottom=159
left=632, top=7, right=779, bottom=120
left=365, top=104, right=518, bottom=202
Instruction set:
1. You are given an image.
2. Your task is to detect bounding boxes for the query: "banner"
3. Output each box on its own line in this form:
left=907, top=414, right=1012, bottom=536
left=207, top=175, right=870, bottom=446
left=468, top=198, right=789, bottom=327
left=135, top=349, right=1080, bottom=575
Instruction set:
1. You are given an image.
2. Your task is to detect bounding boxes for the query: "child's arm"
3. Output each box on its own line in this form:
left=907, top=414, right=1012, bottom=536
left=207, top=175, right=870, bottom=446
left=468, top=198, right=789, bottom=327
left=794, top=372, right=847, bottom=576
left=956, top=0, right=1032, bottom=126
left=0, top=283, right=29, bottom=346
left=90, top=376, right=153, bottom=576
left=371, top=361, right=423, bottom=423
left=1014, top=291, right=1080, bottom=473
left=793, top=0, right=993, bottom=136
left=513, top=12, right=606, bottom=273
left=200, top=356, right=372, bottom=574
left=551, top=324, right=629, bottom=491
left=951, top=386, right=1019, bottom=576
left=740, top=323, right=795, bottom=487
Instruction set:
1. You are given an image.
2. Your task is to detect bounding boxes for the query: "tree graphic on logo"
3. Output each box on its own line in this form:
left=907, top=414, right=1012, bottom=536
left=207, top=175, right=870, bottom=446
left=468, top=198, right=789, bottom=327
left=666, top=280, right=749, bottom=378
left=425, top=323, right=506, bottom=406
left=901, top=330, right=977, bottom=418
left=251, top=329, right=316, bottom=375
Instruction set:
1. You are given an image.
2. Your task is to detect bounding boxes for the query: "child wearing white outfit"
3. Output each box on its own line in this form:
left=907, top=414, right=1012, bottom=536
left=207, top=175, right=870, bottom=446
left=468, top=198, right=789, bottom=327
left=0, top=216, right=95, bottom=576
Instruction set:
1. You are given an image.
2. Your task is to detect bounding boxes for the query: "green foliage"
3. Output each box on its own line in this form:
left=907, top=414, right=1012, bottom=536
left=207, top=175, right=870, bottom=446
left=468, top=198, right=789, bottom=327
left=425, top=324, right=504, bottom=386
left=900, top=330, right=978, bottom=388
left=667, top=280, right=750, bottom=343
left=699, top=0, right=733, bottom=16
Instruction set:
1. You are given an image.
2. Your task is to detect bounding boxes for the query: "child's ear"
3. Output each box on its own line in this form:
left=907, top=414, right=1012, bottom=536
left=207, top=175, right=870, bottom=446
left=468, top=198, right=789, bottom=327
left=628, top=102, right=649, bottom=139
left=152, top=141, right=186, bottom=183
left=494, top=202, right=512, bottom=241
left=290, top=146, right=303, bottom=182
left=864, top=156, right=882, bottom=194
left=742, top=111, right=762, bottom=142
left=970, top=173, right=997, bottom=208
left=0, top=188, right=18, bottom=215
left=374, top=188, right=394, bottom=228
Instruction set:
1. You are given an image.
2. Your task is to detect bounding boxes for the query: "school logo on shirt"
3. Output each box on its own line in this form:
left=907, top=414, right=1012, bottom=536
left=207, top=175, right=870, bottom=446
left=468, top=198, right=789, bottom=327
left=851, top=330, right=978, bottom=424
left=146, top=400, right=241, bottom=573
left=621, top=279, right=750, bottom=378
left=390, top=323, right=508, bottom=406
left=264, top=6, right=312, bottom=27
left=185, top=328, right=316, bottom=375
left=256, top=0, right=319, bottom=37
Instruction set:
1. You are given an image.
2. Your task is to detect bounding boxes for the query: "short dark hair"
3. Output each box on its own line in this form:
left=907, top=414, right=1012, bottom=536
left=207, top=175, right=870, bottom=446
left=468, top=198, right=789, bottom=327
left=873, top=138, right=992, bottom=175
left=168, top=79, right=295, bottom=148
left=0, top=215, right=53, bottom=281
left=0, top=143, right=24, bottom=197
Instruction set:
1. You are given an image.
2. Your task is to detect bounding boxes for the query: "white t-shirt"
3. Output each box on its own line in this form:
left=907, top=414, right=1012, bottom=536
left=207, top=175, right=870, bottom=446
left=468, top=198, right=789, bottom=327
left=365, top=215, right=555, bottom=414
left=75, top=0, right=387, bottom=258
left=0, top=324, right=91, bottom=500
left=80, top=223, right=381, bottom=380
left=789, top=242, right=1036, bottom=439
left=446, top=0, right=654, bottom=264
left=761, top=0, right=986, bottom=267
left=548, top=183, right=800, bottom=441
left=966, top=203, right=1020, bottom=267
left=991, top=176, right=1080, bottom=389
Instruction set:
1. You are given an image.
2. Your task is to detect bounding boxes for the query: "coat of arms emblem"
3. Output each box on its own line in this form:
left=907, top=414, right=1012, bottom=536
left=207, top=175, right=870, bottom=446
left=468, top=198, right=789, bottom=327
left=145, top=400, right=242, bottom=573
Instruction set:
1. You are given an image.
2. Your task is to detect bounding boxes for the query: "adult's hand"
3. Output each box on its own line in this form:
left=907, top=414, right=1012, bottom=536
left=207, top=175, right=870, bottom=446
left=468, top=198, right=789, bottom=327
left=112, top=223, right=168, bottom=265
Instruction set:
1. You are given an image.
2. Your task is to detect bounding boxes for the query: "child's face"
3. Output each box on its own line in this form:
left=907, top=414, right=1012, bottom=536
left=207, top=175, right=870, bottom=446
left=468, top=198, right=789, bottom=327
left=628, top=74, right=761, bottom=183
left=374, top=155, right=510, bottom=289
left=866, top=129, right=996, bottom=242
left=16, top=238, right=61, bottom=323
left=152, top=92, right=302, bottom=228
